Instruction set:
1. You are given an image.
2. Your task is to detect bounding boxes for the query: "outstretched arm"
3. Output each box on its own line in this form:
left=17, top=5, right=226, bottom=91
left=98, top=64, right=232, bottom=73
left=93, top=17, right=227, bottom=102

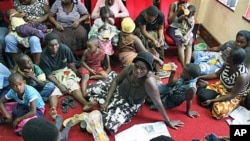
left=134, top=37, right=164, bottom=65
left=202, top=73, right=250, bottom=106
left=115, top=0, right=129, bottom=18
left=145, top=76, right=184, bottom=129
left=198, top=63, right=225, bottom=81
left=168, top=2, right=182, bottom=24
left=0, top=97, right=12, bottom=122
left=47, top=74, right=68, bottom=94
left=100, top=65, right=131, bottom=110
left=13, top=100, right=37, bottom=128
left=91, top=0, right=102, bottom=19
left=186, top=87, right=199, bottom=118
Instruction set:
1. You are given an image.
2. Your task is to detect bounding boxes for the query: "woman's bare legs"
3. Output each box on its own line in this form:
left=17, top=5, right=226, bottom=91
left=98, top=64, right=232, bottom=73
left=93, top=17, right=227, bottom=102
left=178, top=45, right=185, bottom=67
left=49, top=95, right=59, bottom=119
left=71, top=89, right=96, bottom=111
left=104, top=55, right=111, bottom=74
left=184, top=44, right=192, bottom=65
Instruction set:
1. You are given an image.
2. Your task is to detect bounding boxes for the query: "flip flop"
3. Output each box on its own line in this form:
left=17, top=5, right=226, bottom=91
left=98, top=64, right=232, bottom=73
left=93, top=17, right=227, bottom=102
left=63, top=112, right=88, bottom=127
left=63, top=96, right=77, bottom=109
left=61, top=99, right=69, bottom=113
left=68, top=98, right=77, bottom=109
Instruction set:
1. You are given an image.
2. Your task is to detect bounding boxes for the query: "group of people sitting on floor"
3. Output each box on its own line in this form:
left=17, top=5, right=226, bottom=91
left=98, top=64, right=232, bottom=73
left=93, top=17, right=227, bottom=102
left=0, top=0, right=249, bottom=141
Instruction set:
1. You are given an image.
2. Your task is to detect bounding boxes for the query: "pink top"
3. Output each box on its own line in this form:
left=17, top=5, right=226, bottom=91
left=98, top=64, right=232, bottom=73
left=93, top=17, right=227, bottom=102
left=91, top=0, right=129, bottom=19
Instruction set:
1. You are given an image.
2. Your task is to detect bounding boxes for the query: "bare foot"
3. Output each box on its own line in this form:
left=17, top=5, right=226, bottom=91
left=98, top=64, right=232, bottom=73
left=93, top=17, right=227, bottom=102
left=49, top=107, right=58, bottom=120
left=83, top=100, right=98, bottom=111
left=82, top=91, right=89, bottom=98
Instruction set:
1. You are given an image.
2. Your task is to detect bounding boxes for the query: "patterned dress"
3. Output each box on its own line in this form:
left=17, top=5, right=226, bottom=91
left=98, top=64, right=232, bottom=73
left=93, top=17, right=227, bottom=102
left=207, top=64, right=249, bottom=119
left=87, top=69, right=148, bottom=133
left=14, top=0, right=48, bottom=20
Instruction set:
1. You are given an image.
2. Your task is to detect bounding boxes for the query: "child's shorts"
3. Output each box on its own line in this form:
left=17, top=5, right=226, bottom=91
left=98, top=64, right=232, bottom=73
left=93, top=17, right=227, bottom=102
left=78, top=66, right=104, bottom=77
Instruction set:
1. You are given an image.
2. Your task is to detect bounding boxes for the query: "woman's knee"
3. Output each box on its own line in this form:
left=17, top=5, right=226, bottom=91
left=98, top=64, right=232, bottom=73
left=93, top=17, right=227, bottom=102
left=44, top=82, right=56, bottom=90
left=29, top=36, right=42, bottom=53
left=5, top=34, right=18, bottom=52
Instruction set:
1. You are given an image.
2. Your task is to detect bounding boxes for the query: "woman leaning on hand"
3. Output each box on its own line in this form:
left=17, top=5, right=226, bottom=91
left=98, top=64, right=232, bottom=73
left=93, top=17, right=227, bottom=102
left=86, top=51, right=184, bottom=133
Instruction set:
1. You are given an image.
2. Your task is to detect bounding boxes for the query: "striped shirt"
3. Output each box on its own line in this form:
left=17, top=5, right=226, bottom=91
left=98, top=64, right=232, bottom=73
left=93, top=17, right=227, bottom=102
left=220, top=64, right=249, bottom=95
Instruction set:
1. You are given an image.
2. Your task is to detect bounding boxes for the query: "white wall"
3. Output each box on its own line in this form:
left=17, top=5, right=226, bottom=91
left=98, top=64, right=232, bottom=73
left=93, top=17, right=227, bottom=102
left=190, top=0, right=250, bottom=44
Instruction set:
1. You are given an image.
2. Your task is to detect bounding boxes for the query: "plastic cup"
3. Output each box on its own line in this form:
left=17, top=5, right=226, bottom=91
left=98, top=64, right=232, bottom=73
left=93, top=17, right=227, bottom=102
left=163, top=64, right=172, bottom=71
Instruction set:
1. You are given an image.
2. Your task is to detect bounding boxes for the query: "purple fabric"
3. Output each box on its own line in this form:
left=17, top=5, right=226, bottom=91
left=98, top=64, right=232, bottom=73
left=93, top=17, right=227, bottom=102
left=16, top=23, right=47, bottom=39
left=50, top=1, right=88, bottom=27
left=167, top=26, right=182, bottom=46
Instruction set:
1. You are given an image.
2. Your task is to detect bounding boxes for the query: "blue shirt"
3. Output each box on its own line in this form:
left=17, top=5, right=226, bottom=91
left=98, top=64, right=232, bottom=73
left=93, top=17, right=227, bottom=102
left=0, top=63, right=11, bottom=89
left=5, top=85, right=45, bottom=109
left=171, top=77, right=197, bottom=95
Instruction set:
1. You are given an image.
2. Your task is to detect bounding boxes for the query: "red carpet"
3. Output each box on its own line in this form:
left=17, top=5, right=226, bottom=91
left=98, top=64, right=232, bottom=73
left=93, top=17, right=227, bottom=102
left=0, top=48, right=229, bottom=141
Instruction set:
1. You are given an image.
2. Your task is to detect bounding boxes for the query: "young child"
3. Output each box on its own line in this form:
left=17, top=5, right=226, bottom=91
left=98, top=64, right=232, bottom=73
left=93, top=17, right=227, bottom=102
left=78, top=37, right=108, bottom=97
left=88, top=6, right=120, bottom=73
left=22, top=115, right=73, bottom=141
left=150, top=63, right=201, bottom=118
left=0, top=73, right=45, bottom=133
left=15, top=54, right=62, bottom=119
left=174, top=5, right=196, bottom=46
left=6, top=8, right=52, bottom=47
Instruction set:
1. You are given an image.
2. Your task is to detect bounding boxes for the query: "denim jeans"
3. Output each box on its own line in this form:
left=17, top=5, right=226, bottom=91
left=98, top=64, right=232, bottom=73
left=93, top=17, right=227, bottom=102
left=0, top=27, right=8, bottom=43
left=5, top=34, right=42, bottom=53
left=39, top=81, right=55, bottom=102
left=0, top=63, right=11, bottom=89
left=157, top=83, right=170, bottom=96
left=0, top=27, right=8, bottom=64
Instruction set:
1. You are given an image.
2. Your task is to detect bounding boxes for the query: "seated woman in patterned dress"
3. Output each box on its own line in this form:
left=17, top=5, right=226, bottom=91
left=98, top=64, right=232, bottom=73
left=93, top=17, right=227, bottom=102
left=197, top=47, right=250, bottom=119
left=86, top=51, right=184, bottom=133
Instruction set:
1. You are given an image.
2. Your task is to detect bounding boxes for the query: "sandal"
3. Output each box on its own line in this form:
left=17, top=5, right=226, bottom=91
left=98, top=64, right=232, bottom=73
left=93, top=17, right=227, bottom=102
left=68, top=98, right=77, bottom=109
left=61, top=99, right=69, bottom=113
left=64, top=96, right=77, bottom=109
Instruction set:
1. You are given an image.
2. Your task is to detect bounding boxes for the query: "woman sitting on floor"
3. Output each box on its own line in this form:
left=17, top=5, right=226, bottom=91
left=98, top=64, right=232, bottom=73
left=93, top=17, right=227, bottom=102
left=86, top=51, right=184, bottom=133
left=197, top=47, right=250, bottom=119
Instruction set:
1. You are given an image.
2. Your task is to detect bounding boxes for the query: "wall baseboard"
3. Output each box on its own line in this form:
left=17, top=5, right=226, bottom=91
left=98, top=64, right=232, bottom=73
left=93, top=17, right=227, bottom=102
left=199, top=24, right=220, bottom=47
